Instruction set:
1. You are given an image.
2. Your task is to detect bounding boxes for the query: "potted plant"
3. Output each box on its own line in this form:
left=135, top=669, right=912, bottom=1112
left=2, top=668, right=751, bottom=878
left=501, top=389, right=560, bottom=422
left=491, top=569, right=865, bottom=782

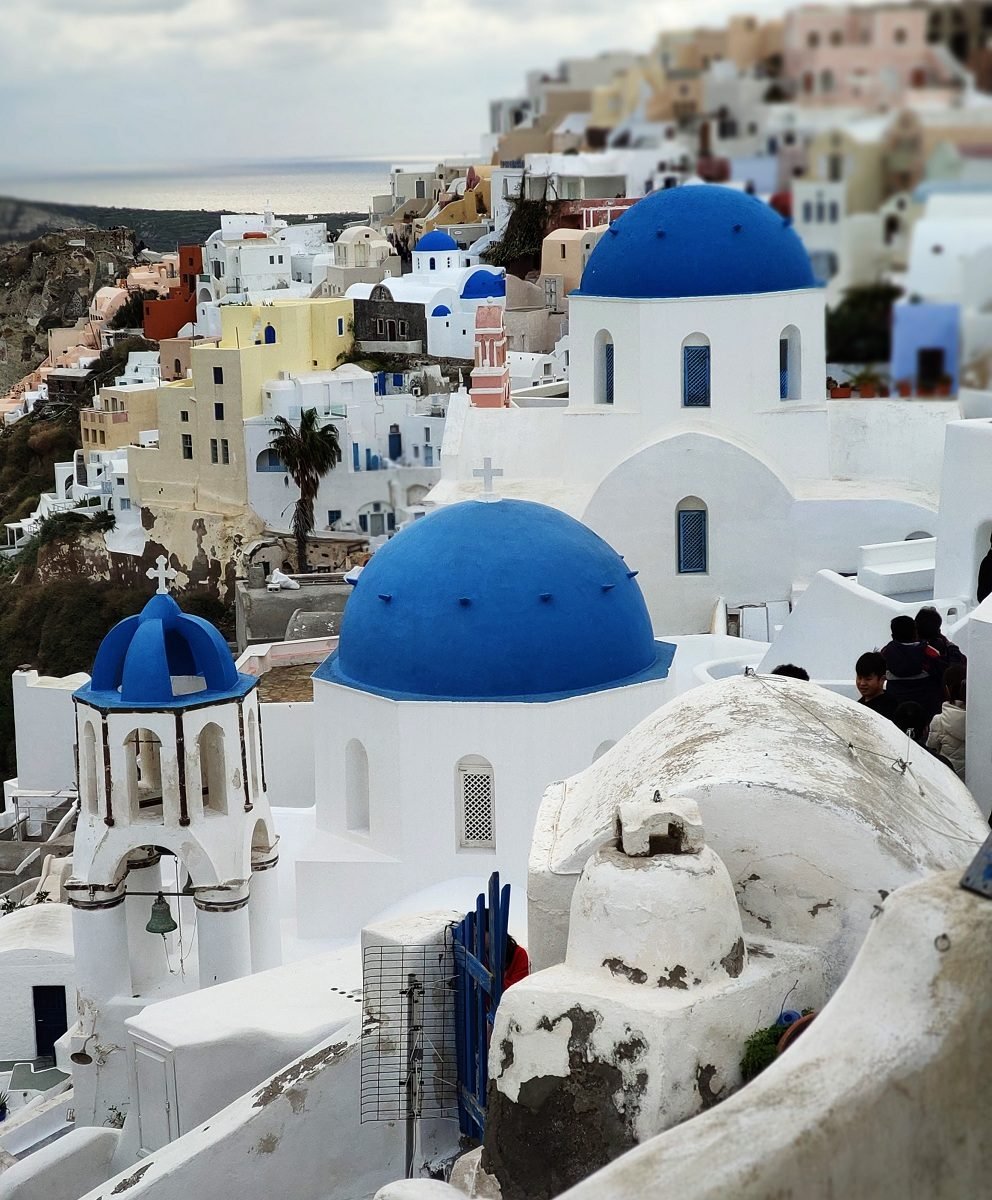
left=896, top=378, right=912, bottom=397
left=935, top=372, right=953, bottom=397
left=829, top=380, right=852, bottom=398
left=848, top=367, right=887, bottom=398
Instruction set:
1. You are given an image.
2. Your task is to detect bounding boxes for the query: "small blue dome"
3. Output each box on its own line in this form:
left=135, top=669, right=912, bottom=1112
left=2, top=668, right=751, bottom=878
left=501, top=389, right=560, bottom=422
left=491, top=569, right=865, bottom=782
left=315, top=500, right=673, bottom=701
left=431, top=304, right=452, bottom=316
left=75, top=593, right=255, bottom=710
left=415, top=230, right=458, bottom=252
left=460, top=270, right=506, bottom=300
left=577, top=185, right=817, bottom=300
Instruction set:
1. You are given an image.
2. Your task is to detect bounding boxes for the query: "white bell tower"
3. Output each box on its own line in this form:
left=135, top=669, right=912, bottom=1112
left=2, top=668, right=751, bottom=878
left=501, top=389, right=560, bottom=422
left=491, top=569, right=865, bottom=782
left=67, top=567, right=280, bottom=1126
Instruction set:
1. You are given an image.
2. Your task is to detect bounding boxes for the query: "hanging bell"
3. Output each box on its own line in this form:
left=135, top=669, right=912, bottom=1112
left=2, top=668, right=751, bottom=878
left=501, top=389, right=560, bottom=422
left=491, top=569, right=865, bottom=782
left=145, top=892, right=178, bottom=935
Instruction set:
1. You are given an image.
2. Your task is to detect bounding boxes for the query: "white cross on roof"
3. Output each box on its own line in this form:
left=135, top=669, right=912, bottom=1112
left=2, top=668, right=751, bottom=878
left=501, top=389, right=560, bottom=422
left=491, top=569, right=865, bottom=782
left=472, top=457, right=504, bottom=503
left=146, top=554, right=178, bottom=595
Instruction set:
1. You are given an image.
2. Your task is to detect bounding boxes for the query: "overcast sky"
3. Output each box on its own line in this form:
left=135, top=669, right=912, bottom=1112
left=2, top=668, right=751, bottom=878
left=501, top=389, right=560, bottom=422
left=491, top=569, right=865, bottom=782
left=3, top=0, right=833, bottom=175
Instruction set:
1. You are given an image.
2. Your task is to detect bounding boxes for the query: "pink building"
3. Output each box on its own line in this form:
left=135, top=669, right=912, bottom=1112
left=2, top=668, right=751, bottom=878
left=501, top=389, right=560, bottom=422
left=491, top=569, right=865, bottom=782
left=783, top=4, right=961, bottom=107
left=469, top=306, right=511, bottom=409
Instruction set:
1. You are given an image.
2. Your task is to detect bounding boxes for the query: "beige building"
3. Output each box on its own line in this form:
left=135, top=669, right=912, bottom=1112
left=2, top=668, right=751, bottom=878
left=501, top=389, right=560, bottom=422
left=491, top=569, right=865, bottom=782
left=539, top=225, right=609, bottom=306
left=129, top=299, right=352, bottom=517
left=80, top=384, right=160, bottom=453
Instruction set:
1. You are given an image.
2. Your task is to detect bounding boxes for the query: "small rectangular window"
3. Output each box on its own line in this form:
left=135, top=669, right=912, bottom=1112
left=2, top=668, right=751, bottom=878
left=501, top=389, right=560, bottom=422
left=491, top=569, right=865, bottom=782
left=678, top=509, right=708, bottom=574
left=376, top=319, right=385, bottom=336
left=393, top=373, right=403, bottom=387
left=182, top=433, right=193, bottom=460
left=210, top=438, right=219, bottom=464
left=780, top=338, right=790, bottom=400
left=605, top=342, right=615, bottom=404
left=213, top=366, right=224, bottom=385
left=459, top=763, right=495, bottom=849
left=99, top=430, right=106, bottom=444
left=398, top=320, right=408, bottom=338
left=120, top=497, right=131, bottom=511
left=221, top=439, right=230, bottom=464
left=337, top=317, right=345, bottom=335
left=682, top=345, right=711, bottom=407
left=424, top=427, right=431, bottom=443
left=327, top=509, right=342, bottom=525
left=180, top=410, right=189, bottom=422
left=269, top=255, right=275, bottom=265
left=560, top=243, right=567, bottom=259
left=214, top=402, right=224, bottom=420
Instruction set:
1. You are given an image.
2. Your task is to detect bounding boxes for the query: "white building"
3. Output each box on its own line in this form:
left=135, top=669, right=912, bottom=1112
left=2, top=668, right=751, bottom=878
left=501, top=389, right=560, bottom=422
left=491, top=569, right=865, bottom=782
left=311, top=226, right=401, bottom=297
left=429, top=184, right=956, bottom=634
left=244, top=363, right=443, bottom=536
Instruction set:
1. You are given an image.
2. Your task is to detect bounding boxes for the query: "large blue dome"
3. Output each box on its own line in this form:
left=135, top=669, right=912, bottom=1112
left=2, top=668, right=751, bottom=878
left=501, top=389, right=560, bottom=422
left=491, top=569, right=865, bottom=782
left=76, top=593, right=255, bottom=710
left=316, top=500, right=673, bottom=701
left=415, top=230, right=458, bottom=252
left=577, top=185, right=817, bottom=300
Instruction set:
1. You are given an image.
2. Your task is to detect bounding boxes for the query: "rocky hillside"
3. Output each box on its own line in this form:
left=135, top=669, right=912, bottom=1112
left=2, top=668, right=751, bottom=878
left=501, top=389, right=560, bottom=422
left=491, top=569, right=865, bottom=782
left=0, top=226, right=136, bottom=395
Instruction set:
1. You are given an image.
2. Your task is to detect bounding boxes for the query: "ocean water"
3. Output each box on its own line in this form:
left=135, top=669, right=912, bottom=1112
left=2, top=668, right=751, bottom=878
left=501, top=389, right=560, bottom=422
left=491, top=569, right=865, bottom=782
left=0, top=157, right=439, bottom=215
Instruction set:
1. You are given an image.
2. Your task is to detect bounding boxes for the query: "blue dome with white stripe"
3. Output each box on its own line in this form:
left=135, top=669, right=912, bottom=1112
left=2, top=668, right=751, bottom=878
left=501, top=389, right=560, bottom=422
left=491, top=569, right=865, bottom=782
left=415, top=230, right=458, bottom=251
left=577, top=185, right=817, bottom=300
left=75, top=593, right=255, bottom=710
left=315, top=499, right=674, bottom=701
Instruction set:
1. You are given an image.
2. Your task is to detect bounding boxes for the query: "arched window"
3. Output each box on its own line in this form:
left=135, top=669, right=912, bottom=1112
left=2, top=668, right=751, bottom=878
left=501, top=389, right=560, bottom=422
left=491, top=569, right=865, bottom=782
left=344, top=739, right=370, bottom=834
left=429, top=257, right=436, bottom=270
left=80, top=722, right=98, bottom=814
left=593, top=329, right=615, bottom=405
left=456, top=755, right=495, bottom=849
left=125, top=729, right=163, bottom=821
left=247, top=710, right=260, bottom=803
left=198, top=723, right=228, bottom=815
left=263, top=324, right=276, bottom=345
left=677, top=497, right=708, bottom=574
left=779, top=325, right=802, bottom=400
left=174, top=358, right=182, bottom=377
left=592, top=740, right=615, bottom=763
left=682, top=334, right=711, bottom=407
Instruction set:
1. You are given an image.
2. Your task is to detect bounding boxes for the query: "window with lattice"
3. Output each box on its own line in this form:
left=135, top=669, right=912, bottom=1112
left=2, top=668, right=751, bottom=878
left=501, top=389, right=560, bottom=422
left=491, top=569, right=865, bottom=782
left=457, top=757, right=495, bottom=849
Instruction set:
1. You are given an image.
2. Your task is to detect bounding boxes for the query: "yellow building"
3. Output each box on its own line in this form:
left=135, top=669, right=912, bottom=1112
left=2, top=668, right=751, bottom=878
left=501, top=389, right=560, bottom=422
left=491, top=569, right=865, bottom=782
left=80, top=385, right=160, bottom=453
left=423, top=170, right=493, bottom=233
left=129, top=298, right=352, bottom=516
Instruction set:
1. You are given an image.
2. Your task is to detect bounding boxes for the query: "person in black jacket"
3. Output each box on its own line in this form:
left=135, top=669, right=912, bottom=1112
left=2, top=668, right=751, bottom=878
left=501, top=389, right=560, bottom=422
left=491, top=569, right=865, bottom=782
left=978, top=533, right=992, bottom=604
left=880, top=615, right=942, bottom=719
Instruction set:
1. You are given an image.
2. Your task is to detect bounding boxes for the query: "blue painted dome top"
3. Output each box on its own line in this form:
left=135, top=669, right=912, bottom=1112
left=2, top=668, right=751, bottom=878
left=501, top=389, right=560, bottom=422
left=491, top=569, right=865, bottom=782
left=315, top=499, right=674, bottom=702
left=577, top=185, right=817, bottom=300
left=75, top=593, right=255, bottom=710
left=460, top=269, right=506, bottom=300
left=415, top=230, right=458, bottom=252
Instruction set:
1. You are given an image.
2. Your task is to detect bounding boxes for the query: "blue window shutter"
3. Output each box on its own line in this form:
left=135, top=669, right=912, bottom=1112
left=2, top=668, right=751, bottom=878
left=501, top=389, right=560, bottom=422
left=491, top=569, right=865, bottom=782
left=604, top=342, right=615, bottom=404
left=678, top=510, right=708, bottom=573
left=352, top=442, right=360, bottom=471
left=683, top=346, right=711, bottom=407
left=779, top=338, right=789, bottom=400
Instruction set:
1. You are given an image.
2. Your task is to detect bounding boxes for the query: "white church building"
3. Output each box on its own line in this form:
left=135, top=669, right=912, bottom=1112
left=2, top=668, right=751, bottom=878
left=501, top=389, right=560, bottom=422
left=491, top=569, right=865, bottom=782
left=429, top=184, right=956, bottom=634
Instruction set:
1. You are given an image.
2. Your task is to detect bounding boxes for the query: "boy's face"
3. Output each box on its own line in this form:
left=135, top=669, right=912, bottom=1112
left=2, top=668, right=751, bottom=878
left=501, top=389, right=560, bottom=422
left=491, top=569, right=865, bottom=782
left=856, top=672, right=885, bottom=700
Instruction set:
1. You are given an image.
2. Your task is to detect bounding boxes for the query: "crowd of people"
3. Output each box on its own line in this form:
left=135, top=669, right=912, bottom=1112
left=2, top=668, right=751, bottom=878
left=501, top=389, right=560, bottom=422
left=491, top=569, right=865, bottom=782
left=771, top=605, right=967, bottom=780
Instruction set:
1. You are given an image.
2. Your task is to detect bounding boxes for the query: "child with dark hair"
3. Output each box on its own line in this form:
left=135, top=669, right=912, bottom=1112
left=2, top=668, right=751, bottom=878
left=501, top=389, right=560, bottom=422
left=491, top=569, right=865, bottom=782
left=880, top=616, right=942, bottom=718
left=770, top=664, right=809, bottom=680
left=855, top=651, right=899, bottom=722
left=927, top=673, right=967, bottom=779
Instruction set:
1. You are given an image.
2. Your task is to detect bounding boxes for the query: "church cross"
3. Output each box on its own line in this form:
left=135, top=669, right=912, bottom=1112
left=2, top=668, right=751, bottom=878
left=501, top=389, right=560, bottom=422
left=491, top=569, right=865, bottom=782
left=473, top=457, right=504, bottom=503
left=146, top=555, right=178, bottom=595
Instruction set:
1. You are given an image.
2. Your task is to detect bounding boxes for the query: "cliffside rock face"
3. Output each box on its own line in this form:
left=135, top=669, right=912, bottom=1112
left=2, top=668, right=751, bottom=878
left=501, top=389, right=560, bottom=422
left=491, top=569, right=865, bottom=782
left=0, top=227, right=136, bottom=394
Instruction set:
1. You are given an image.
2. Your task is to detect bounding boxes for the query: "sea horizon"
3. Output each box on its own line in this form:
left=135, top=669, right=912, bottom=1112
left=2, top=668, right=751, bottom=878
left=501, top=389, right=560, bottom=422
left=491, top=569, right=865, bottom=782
left=0, top=153, right=457, bottom=215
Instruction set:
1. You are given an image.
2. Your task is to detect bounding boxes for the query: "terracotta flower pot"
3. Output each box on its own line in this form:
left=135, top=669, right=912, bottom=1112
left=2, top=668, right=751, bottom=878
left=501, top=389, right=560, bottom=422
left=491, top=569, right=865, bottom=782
left=897, top=381, right=912, bottom=397
left=776, top=1011, right=817, bottom=1055
left=830, top=385, right=852, bottom=398
left=858, top=385, right=877, bottom=398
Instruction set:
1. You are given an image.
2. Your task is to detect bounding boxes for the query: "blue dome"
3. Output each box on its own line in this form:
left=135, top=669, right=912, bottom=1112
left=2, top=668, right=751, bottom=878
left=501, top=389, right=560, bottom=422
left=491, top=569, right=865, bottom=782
left=577, top=185, right=817, bottom=300
left=315, top=500, right=674, bottom=701
left=415, top=230, right=458, bottom=252
left=431, top=304, right=451, bottom=316
left=75, top=593, right=255, bottom=710
left=460, top=270, right=506, bottom=300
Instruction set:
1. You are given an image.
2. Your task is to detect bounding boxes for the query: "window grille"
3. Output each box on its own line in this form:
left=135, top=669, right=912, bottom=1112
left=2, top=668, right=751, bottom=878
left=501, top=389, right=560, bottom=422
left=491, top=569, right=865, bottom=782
left=678, top=509, right=708, bottom=574
left=459, top=763, right=495, bottom=849
left=779, top=338, right=789, bottom=400
left=604, top=342, right=615, bottom=404
left=683, top=345, right=711, bottom=407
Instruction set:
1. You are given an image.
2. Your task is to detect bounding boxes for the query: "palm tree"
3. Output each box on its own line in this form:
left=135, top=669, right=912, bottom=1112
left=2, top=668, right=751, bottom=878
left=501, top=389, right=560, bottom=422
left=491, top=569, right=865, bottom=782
left=268, top=409, right=341, bottom=571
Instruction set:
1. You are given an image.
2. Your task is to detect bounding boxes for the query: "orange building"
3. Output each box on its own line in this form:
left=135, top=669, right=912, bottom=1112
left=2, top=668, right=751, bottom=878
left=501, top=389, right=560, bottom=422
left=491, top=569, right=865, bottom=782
left=142, top=244, right=202, bottom=341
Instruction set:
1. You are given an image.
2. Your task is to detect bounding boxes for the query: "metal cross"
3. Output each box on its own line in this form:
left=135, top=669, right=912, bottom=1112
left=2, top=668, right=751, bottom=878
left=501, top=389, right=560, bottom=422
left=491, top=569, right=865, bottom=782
left=146, top=554, right=178, bottom=595
left=472, top=457, right=503, bottom=503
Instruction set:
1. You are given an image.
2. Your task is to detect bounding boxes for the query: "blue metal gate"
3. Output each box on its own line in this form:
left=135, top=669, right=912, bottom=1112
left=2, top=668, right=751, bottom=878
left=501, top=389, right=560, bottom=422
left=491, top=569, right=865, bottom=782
left=452, top=872, right=510, bottom=1139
